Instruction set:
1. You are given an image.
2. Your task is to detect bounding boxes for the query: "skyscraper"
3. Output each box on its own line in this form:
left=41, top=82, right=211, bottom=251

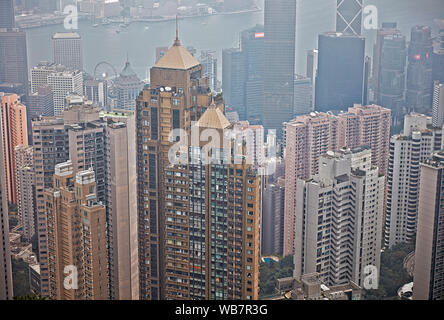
left=0, top=112, right=13, bottom=300
left=294, top=147, right=384, bottom=288
left=45, top=162, right=108, bottom=300
left=336, top=0, right=363, bottom=36
left=113, top=60, right=144, bottom=111
left=0, top=0, right=15, bottom=29
left=293, top=75, right=313, bottom=117
left=51, top=32, right=83, bottom=71
left=0, top=93, right=28, bottom=204
left=432, top=28, right=444, bottom=83
left=263, top=0, right=296, bottom=136
left=136, top=33, right=261, bottom=300
left=432, top=81, right=444, bottom=128
left=385, top=113, right=443, bottom=249
left=47, top=69, right=83, bottom=116
left=406, top=26, right=434, bottom=115
left=14, top=145, right=35, bottom=241
left=222, top=48, right=246, bottom=119
left=315, top=32, right=365, bottom=113
left=372, top=23, right=407, bottom=132
left=413, top=151, right=444, bottom=300
left=0, top=29, right=29, bottom=96
left=199, top=50, right=218, bottom=92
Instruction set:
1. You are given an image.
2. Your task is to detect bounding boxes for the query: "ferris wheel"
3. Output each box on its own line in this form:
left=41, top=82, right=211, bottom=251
left=93, top=61, right=118, bottom=81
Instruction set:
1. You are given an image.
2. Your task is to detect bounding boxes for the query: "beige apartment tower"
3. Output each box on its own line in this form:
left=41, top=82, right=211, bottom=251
left=45, top=161, right=108, bottom=300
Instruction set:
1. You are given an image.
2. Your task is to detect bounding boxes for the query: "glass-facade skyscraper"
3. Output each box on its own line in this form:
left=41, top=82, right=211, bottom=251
left=336, top=0, right=363, bottom=36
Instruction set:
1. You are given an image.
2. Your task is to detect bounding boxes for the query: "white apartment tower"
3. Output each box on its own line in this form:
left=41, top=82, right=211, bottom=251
left=294, top=147, right=384, bottom=288
left=432, top=81, right=444, bottom=128
left=384, top=113, right=443, bottom=248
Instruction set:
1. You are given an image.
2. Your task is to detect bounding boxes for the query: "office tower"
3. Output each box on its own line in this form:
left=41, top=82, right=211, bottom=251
left=136, top=34, right=261, bottom=300
left=315, top=32, right=365, bottom=113
left=294, top=147, right=384, bottom=288
left=293, top=75, right=313, bottom=117
left=113, top=60, right=144, bottom=111
left=51, top=32, right=83, bottom=71
left=30, top=62, right=66, bottom=93
left=336, top=0, right=363, bottom=36
left=263, top=0, right=296, bottom=135
left=339, top=104, right=391, bottom=176
left=406, top=26, right=434, bottom=115
left=199, top=50, right=218, bottom=92
left=231, top=121, right=265, bottom=168
left=413, top=151, right=444, bottom=300
left=372, top=23, right=407, bottom=131
left=45, top=162, right=108, bottom=300
left=155, top=46, right=169, bottom=63
left=0, top=93, right=28, bottom=204
left=306, top=49, right=318, bottom=109
left=242, top=25, right=265, bottom=123
left=32, top=117, right=69, bottom=296
left=84, top=79, right=108, bottom=110
left=47, top=69, right=83, bottom=116
left=14, top=145, right=35, bottom=241
left=385, top=113, right=443, bottom=249
left=261, top=178, right=285, bottom=256
left=103, top=112, right=139, bottom=300
left=222, top=48, right=246, bottom=119
left=433, top=82, right=444, bottom=128
left=0, top=29, right=29, bottom=96
left=0, top=0, right=15, bottom=29
left=433, top=28, right=444, bottom=83
left=0, top=114, right=13, bottom=300
left=27, top=85, right=54, bottom=119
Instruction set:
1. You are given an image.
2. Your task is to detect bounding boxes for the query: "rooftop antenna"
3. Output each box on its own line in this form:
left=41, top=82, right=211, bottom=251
left=174, top=15, right=181, bottom=46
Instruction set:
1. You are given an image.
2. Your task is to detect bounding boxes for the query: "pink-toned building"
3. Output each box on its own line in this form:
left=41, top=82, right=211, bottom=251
left=0, top=93, right=28, bottom=204
left=283, top=104, right=390, bottom=256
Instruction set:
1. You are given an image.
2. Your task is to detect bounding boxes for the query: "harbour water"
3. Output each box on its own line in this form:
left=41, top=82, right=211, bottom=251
left=25, top=0, right=443, bottom=81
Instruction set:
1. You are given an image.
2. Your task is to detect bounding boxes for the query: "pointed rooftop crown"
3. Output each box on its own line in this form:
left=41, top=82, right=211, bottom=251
left=154, top=17, right=200, bottom=70
left=196, top=105, right=231, bottom=129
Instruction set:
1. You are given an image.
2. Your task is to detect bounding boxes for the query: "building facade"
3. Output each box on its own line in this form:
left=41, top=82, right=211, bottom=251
left=51, top=32, right=83, bottom=71
left=294, top=147, right=384, bottom=288
left=113, top=60, right=144, bottom=111
left=336, top=0, right=363, bottom=36
left=413, top=151, right=444, bottom=300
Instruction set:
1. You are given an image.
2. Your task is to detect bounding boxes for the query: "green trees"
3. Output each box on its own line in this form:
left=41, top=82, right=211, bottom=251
left=364, top=242, right=415, bottom=300
left=259, top=255, right=294, bottom=298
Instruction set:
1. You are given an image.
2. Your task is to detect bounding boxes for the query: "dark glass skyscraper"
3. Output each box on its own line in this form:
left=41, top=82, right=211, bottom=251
left=336, top=0, right=363, bottom=36
left=406, top=25, right=434, bottom=115
left=373, top=23, right=407, bottom=132
left=263, top=0, right=296, bottom=136
left=222, top=48, right=246, bottom=118
left=433, top=28, right=444, bottom=83
left=315, top=32, right=365, bottom=113
left=0, top=0, right=15, bottom=29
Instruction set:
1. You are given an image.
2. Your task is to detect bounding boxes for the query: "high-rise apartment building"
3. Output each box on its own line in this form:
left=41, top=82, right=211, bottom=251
left=45, top=161, right=108, bottom=300
left=199, top=50, right=218, bottom=92
left=14, top=145, right=35, bottom=241
left=0, top=93, right=28, bottom=204
left=0, top=113, right=13, bottom=300
left=372, top=23, right=407, bottom=132
left=406, top=26, right=434, bottom=115
left=102, top=111, right=139, bottom=300
left=51, top=32, right=83, bottom=71
left=294, top=147, right=384, bottom=288
left=113, top=60, right=144, bottom=111
left=32, top=117, right=69, bottom=296
left=263, top=0, right=296, bottom=135
left=283, top=104, right=390, bottom=255
left=0, top=0, right=15, bottom=29
left=336, top=0, right=363, bottom=36
left=136, top=34, right=261, bottom=300
left=385, top=113, right=443, bottom=248
left=432, top=81, right=444, bottom=128
left=315, top=32, right=365, bottom=113
left=84, top=79, right=108, bottom=110
left=0, top=29, right=29, bottom=96
left=47, top=69, right=83, bottom=116
left=413, top=151, right=444, bottom=300
left=30, top=62, right=66, bottom=93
